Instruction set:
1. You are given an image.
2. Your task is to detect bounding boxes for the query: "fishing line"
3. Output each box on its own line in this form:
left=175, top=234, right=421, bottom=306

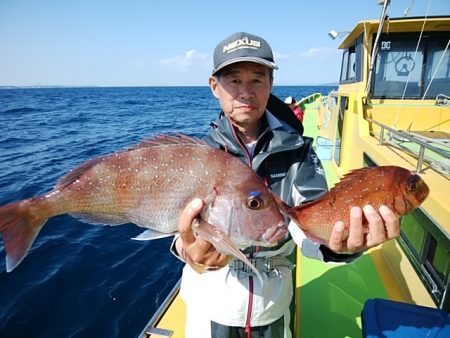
left=404, top=37, right=450, bottom=133
left=393, top=0, right=432, bottom=131
left=403, top=0, right=415, bottom=17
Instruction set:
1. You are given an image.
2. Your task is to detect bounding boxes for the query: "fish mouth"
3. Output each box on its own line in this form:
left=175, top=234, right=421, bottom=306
left=262, top=222, right=288, bottom=244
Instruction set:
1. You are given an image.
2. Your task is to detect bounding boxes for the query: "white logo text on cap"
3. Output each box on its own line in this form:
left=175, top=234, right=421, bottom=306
left=223, top=37, right=261, bottom=54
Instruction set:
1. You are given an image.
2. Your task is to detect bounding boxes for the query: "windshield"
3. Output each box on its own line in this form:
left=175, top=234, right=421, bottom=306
left=372, top=33, right=450, bottom=99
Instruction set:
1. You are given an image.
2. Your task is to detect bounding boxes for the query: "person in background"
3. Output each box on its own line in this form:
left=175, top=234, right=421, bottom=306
left=284, top=96, right=305, bottom=122
left=172, top=31, right=401, bottom=338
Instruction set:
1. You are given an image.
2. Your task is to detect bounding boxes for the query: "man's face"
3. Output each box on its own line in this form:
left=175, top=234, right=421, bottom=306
left=209, top=62, right=273, bottom=130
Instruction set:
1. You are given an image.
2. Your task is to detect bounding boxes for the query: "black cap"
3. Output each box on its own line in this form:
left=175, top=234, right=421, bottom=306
left=212, top=32, right=278, bottom=75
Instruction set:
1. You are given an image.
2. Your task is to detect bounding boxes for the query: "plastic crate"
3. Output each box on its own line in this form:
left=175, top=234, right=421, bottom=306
left=362, top=298, right=450, bottom=337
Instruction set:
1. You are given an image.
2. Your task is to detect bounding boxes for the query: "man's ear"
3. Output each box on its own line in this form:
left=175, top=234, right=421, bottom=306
left=209, top=76, right=220, bottom=98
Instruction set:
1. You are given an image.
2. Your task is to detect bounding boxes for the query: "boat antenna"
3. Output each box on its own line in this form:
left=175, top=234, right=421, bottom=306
left=403, top=0, right=415, bottom=16
left=365, top=0, right=391, bottom=96
left=393, top=0, right=433, bottom=131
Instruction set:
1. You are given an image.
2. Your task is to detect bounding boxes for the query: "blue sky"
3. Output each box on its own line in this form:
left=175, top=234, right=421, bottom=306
left=0, top=0, right=448, bottom=87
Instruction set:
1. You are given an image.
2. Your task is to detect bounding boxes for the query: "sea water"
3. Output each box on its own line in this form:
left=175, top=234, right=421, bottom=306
left=0, top=85, right=334, bottom=338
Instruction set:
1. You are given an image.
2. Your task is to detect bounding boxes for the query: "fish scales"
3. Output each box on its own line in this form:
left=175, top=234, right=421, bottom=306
left=54, top=145, right=234, bottom=228
left=275, top=166, right=429, bottom=244
left=0, top=135, right=287, bottom=273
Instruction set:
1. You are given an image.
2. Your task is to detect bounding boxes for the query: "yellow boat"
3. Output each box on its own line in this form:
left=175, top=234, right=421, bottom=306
left=139, top=6, right=450, bottom=338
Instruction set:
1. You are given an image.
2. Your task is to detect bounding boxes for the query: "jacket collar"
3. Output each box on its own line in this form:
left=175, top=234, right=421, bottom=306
left=206, top=110, right=305, bottom=164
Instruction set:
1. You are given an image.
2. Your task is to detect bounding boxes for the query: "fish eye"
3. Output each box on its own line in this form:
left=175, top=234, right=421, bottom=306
left=407, top=175, right=420, bottom=192
left=247, top=196, right=263, bottom=210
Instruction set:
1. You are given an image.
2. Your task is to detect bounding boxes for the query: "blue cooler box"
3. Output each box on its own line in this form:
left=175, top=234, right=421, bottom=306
left=362, top=298, right=450, bottom=337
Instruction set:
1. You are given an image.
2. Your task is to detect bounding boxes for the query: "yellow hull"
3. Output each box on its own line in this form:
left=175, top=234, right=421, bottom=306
left=139, top=95, right=445, bottom=337
left=314, top=14, right=449, bottom=316
left=139, top=14, right=450, bottom=338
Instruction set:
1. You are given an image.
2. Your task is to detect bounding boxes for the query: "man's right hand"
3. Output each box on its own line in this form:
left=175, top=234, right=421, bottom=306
left=175, top=198, right=231, bottom=273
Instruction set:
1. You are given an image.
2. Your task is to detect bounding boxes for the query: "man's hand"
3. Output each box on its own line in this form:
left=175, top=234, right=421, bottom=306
left=175, top=198, right=231, bottom=273
left=327, top=205, right=400, bottom=253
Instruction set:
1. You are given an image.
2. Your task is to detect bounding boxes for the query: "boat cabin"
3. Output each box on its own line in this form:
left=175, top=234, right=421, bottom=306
left=318, top=16, right=450, bottom=312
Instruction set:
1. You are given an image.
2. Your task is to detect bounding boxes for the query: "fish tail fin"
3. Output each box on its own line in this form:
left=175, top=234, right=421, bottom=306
left=0, top=198, right=48, bottom=272
left=272, top=192, right=325, bottom=244
left=286, top=207, right=303, bottom=226
left=272, top=192, right=301, bottom=222
left=272, top=192, right=305, bottom=228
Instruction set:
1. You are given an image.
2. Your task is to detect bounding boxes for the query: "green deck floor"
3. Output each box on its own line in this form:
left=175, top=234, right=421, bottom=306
left=296, top=98, right=390, bottom=338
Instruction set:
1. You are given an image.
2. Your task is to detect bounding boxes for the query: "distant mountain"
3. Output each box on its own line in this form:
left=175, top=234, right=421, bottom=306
left=316, top=82, right=339, bottom=86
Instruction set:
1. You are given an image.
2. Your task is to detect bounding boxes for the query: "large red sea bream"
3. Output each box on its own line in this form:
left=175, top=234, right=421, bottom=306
left=0, top=135, right=287, bottom=276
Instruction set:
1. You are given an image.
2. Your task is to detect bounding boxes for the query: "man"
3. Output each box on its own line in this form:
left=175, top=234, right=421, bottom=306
left=284, top=96, right=305, bottom=122
left=172, top=32, right=400, bottom=338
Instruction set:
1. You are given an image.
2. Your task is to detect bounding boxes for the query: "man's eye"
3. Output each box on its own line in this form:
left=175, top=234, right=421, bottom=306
left=253, top=78, right=266, bottom=84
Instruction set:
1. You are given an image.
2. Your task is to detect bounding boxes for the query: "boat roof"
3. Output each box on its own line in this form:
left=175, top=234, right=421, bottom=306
left=339, top=15, right=450, bottom=49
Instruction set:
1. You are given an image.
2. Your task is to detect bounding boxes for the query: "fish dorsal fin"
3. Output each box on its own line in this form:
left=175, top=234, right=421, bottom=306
left=328, top=167, right=376, bottom=194
left=130, top=133, right=207, bottom=150
left=295, top=167, right=377, bottom=208
left=54, top=134, right=206, bottom=190
left=55, top=155, right=110, bottom=190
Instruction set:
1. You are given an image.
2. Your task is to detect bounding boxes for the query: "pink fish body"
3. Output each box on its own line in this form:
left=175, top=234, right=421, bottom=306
left=0, top=135, right=287, bottom=273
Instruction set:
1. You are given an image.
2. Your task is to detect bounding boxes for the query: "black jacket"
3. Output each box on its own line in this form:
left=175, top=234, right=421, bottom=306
left=204, top=94, right=359, bottom=262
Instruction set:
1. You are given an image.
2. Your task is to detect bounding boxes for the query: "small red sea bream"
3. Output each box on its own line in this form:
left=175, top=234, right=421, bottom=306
left=275, top=166, right=429, bottom=244
left=0, top=135, right=287, bottom=275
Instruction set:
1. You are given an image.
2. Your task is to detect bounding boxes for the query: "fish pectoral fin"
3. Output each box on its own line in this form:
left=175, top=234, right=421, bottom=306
left=132, top=229, right=174, bottom=241
left=192, top=219, right=263, bottom=284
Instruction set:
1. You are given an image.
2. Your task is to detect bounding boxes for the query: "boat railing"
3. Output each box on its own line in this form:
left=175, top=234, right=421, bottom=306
left=367, top=118, right=450, bottom=175
left=137, top=279, right=181, bottom=338
left=435, top=94, right=450, bottom=107
left=297, top=92, right=322, bottom=106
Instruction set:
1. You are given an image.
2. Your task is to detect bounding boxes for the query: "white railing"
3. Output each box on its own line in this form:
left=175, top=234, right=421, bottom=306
left=368, top=118, right=450, bottom=174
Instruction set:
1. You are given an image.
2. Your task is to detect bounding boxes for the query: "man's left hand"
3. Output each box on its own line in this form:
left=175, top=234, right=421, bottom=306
left=327, top=205, right=400, bottom=253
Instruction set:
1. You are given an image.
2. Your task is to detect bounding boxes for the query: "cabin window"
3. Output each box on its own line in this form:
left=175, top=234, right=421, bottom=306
left=355, top=35, right=364, bottom=82
left=340, top=35, right=363, bottom=84
left=400, top=212, right=449, bottom=298
left=430, top=240, right=449, bottom=284
left=399, top=208, right=449, bottom=311
left=401, top=213, right=426, bottom=256
left=424, top=38, right=450, bottom=98
left=372, top=33, right=450, bottom=99
left=334, top=96, right=346, bottom=166
left=340, top=46, right=356, bottom=83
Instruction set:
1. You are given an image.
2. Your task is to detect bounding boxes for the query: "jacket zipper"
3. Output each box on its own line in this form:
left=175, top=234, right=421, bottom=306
left=230, top=124, right=252, bottom=166
left=245, top=275, right=254, bottom=338
left=230, top=125, right=256, bottom=336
